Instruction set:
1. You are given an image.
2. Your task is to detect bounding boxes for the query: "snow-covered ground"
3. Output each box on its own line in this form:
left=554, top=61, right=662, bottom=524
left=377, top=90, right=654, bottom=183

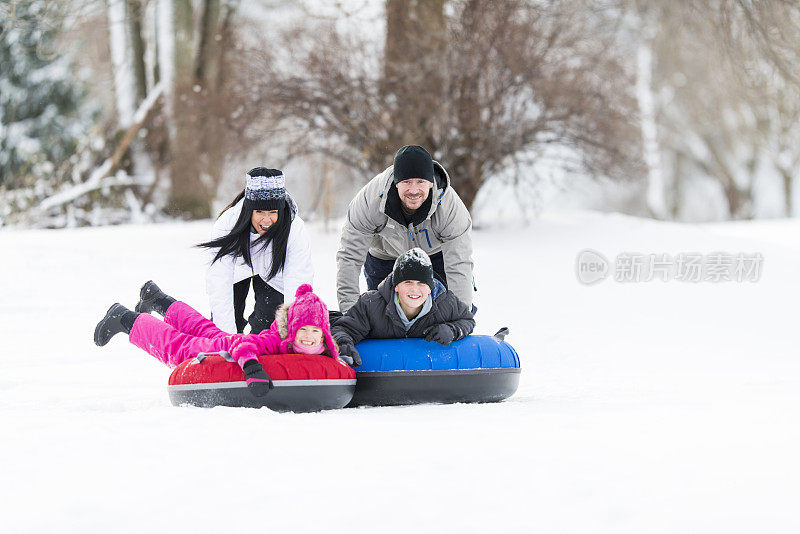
left=1, top=212, right=799, bottom=533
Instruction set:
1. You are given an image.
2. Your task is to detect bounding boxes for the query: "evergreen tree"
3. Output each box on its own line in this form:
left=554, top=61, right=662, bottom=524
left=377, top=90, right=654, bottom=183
left=0, top=1, right=86, bottom=188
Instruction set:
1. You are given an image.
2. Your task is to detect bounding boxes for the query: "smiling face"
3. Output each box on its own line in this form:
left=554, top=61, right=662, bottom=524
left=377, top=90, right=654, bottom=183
left=395, top=179, right=433, bottom=213
left=294, top=325, right=324, bottom=347
left=251, top=209, right=279, bottom=235
left=394, top=279, right=432, bottom=311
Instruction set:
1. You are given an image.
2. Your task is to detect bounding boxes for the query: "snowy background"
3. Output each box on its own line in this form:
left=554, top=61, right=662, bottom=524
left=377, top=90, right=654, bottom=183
left=3, top=1, right=800, bottom=227
left=3, top=1, right=800, bottom=531
left=2, top=212, right=799, bottom=533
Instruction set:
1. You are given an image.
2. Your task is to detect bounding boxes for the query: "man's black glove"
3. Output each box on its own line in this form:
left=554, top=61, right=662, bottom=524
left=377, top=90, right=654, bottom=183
left=242, top=359, right=273, bottom=397
left=423, top=324, right=456, bottom=345
left=337, top=340, right=362, bottom=367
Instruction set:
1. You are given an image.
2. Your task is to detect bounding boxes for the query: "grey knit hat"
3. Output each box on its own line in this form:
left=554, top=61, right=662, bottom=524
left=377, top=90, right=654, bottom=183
left=244, top=167, right=286, bottom=211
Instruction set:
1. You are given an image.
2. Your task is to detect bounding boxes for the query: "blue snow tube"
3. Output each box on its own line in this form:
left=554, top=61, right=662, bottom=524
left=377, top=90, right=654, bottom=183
left=349, top=334, right=520, bottom=407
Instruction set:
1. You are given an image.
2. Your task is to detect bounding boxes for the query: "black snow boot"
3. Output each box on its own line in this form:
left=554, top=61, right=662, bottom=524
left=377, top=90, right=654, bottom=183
left=94, top=303, right=138, bottom=346
left=135, top=280, right=176, bottom=316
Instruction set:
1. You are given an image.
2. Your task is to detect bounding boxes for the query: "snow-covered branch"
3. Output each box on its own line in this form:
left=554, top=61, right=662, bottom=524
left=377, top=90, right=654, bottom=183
left=35, top=82, right=163, bottom=213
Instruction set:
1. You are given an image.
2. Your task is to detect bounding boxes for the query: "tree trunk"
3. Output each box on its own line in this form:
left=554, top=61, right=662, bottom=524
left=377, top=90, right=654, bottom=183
left=448, top=155, right=483, bottom=211
left=634, top=7, right=667, bottom=219
left=384, top=0, right=445, bottom=146
left=670, top=150, right=684, bottom=219
left=107, top=0, right=155, bottom=201
left=127, top=0, right=148, bottom=103
left=723, top=183, right=753, bottom=219
left=780, top=167, right=794, bottom=217
left=705, top=137, right=754, bottom=219
left=107, top=0, right=139, bottom=127
left=195, top=0, right=221, bottom=83
left=159, top=0, right=213, bottom=219
left=193, top=0, right=229, bottom=205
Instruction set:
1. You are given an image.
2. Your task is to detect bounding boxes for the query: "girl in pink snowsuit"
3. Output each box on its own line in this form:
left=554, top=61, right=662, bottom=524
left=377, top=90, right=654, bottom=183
left=94, top=282, right=340, bottom=396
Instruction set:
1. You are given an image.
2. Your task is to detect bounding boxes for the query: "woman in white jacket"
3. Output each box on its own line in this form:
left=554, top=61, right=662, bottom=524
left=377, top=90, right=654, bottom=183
left=198, top=167, right=313, bottom=334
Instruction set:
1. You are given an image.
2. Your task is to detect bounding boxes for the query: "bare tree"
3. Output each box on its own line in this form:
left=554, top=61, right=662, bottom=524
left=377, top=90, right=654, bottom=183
left=715, top=0, right=800, bottom=87
left=651, top=1, right=800, bottom=219
left=714, top=0, right=800, bottom=216
left=624, top=0, right=668, bottom=218
left=156, top=0, right=241, bottom=218
left=37, top=0, right=253, bottom=221
left=3, top=0, right=277, bottom=225
left=249, top=0, right=643, bottom=211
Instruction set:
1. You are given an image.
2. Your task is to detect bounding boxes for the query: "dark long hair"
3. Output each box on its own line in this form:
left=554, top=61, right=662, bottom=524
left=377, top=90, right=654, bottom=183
left=197, top=189, right=292, bottom=280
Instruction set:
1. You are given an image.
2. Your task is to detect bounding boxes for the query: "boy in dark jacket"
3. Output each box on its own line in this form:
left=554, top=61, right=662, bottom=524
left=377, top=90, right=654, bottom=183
left=333, top=247, right=475, bottom=365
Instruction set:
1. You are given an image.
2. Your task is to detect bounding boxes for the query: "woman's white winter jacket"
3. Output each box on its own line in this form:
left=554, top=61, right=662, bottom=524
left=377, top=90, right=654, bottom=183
left=206, top=197, right=313, bottom=333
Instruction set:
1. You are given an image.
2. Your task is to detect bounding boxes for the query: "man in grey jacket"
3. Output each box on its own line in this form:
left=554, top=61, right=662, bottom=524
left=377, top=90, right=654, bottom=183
left=336, top=145, right=475, bottom=312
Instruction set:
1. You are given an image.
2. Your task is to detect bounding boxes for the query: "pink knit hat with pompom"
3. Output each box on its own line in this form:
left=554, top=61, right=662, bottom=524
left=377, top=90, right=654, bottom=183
left=279, top=284, right=338, bottom=357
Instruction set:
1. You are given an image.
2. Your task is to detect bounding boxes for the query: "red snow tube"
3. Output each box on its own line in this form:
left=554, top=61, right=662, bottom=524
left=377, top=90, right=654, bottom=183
left=168, top=353, right=356, bottom=412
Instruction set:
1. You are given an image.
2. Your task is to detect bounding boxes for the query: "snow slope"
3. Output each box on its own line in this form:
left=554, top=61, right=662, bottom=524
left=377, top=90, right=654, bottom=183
left=1, top=212, right=799, bottom=533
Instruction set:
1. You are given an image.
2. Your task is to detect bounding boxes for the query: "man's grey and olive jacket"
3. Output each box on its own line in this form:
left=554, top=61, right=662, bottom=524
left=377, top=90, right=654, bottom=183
left=331, top=274, right=476, bottom=346
left=336, top=161, right=474, bottom=312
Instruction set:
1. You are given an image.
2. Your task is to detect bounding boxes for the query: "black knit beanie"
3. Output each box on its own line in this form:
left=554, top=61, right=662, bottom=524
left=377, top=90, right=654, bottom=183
left=392, top=247, right=435, bottom=290
left=244, top=167, right=286, bottom=211
left=393, top=145, right=434, bottom=184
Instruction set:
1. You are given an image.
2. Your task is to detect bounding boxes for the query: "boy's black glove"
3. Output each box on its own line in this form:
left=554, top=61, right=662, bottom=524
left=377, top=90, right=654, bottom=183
left=242, top=359, right=273, bottom=397
left=423, top=324, right=455, bottom=345
left=337, top=340, right=362, bottom=367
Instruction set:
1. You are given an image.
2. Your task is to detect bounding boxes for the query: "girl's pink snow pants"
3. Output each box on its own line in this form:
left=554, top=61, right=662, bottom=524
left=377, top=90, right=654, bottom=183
left=128, top=301, right=237, bottom=367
